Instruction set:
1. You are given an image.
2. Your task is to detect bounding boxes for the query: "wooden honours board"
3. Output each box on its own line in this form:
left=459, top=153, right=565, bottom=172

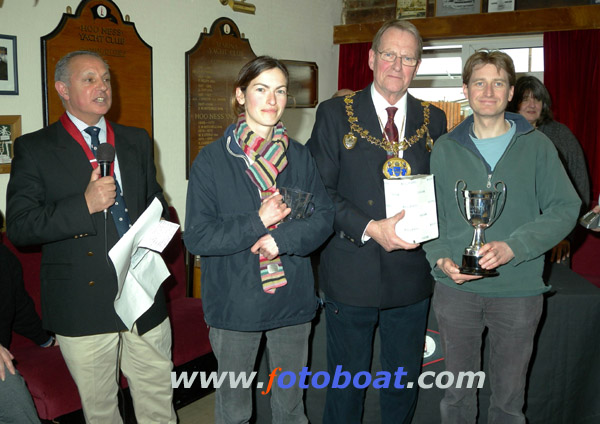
left=185, top=17, right=318, bottom=176
left=185, top=18, right=256, bottom=177
left=42, top=0, right=153, bottom=137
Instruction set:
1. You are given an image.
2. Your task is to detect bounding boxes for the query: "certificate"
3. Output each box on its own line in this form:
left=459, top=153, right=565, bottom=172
left=384, top=174, right=438, bottom=244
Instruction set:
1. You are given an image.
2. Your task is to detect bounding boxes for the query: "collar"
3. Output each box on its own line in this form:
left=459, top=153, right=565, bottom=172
left=370, top=84, right=408, bottom=139
left=66, top=111, right=107, bottom=142
left=60, top=112, right=115, bottom=174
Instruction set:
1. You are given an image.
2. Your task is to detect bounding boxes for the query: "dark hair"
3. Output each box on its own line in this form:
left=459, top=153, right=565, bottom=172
left=462, top=50, right=516, bottom=87
left=371, top=20, right=423, bottom=61
left=507, top=76, right=553, bottom=126
left=54, top=50, right=108, bottom=84
left=230, top=56, right=289, bottom=117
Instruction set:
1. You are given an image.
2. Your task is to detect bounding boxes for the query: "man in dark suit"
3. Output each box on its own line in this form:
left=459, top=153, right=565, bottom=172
left=307, top=20, right=447, bottom=423
left=6, top=51, right=176, bottom=423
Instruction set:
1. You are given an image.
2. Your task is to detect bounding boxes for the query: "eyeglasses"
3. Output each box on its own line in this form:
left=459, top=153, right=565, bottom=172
left=377, top=51, right=419, bottom=67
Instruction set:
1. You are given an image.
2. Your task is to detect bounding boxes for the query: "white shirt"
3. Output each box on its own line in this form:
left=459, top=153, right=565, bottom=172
left=370, top=84, right=408, bottom=159
left=361, top=87, right=409, bottom=243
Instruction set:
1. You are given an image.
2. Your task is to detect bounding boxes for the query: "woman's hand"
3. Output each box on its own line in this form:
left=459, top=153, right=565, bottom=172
left=251, top=234, right=280, bottom=259
left=258, top=191, right=291, bottom=228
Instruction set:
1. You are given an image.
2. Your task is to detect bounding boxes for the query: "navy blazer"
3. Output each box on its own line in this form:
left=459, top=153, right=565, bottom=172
left=6, top=119, right=168, bottom=336
left=307, top=86, right=447, bottom=308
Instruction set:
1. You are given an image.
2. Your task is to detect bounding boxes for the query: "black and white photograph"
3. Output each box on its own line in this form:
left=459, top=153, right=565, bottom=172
left=0, top=34, right=18, bottom=95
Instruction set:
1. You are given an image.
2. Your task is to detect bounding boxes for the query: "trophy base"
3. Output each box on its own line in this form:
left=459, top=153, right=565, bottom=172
left=460, top=255, right=499, bottom=277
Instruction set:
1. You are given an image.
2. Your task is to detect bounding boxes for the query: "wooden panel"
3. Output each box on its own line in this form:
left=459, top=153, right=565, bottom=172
left=42, top=0, right=153, bottom=137
left=334, top=5, right=600, bottom=43
left=430, top=101, right=463, bottom=132
left=281, top=60, right=318, bottom=108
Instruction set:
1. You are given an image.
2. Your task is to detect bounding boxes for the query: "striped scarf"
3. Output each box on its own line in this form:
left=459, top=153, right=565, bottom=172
left=236, top=113, right=289, bottom=294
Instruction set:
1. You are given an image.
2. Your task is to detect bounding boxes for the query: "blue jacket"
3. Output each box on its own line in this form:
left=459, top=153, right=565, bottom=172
left=184, top=125, right=335, bottom=331
left=424, top=113, right=581, bottom=297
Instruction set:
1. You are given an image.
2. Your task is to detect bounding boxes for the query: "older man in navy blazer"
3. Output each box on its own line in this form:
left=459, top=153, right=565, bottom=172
left=308, top=20, right=447, bottom=423
left=6, top=51, right=176, bottom=423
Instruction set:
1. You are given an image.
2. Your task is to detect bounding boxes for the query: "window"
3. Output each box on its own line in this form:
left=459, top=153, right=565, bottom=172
left=409, top=35, right=544, bottom=123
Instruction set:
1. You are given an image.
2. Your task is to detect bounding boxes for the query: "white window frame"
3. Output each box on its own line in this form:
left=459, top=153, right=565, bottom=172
left=412, top=34, right=544, bottom=90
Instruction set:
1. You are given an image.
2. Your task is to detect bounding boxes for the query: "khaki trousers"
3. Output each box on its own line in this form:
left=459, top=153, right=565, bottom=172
left=56, top=318, right=177, bottom=424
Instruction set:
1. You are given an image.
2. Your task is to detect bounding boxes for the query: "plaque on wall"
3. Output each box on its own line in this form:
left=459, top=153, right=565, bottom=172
left=41, top=0, right=153, bottom=137
left=281, top=60, right=318, bottom=109
left=185, top=17, right=318, bottom=177
left=186, top=18, right=256, bottom=177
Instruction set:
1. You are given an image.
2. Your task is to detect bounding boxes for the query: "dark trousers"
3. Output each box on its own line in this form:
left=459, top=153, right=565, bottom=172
left=210, top=324, right=311, bottom=424
left=322, top=296, right=430, bottom=424
left=433, top=282, right=543, bottom=424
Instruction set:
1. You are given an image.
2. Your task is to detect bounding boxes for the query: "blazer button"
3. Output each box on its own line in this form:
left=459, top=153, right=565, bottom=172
left=367, top=200, right=374, bottom=206
left=74, top=235, right=79, bottom=239
left=88, top=281, right=95, bottom=287
left=87, top=251, right=94, bottom=256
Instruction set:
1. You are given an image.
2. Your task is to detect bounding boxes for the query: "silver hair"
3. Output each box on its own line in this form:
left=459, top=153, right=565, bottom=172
left=371, top=20, right=423, bottom=60
left=54, top=50, right=109, bottom=84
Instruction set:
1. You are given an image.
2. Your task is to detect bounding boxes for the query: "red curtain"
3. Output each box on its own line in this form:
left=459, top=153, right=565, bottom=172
left=544, top=30, right=600, bottom=205
left=545, top=30, right=600, bottom=284
left=338, top=42, right=372, bottom=91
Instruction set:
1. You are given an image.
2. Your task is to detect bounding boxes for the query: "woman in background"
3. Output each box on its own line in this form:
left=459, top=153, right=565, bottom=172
left=184, top=56, right=334, bottom=424
left=508, top=76, right=590, bottom=262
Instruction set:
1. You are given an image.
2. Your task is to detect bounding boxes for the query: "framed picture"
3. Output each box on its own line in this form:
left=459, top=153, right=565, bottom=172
left=435, top=0, right=482, bottom=17
left=0, top=115, right=21, bottom=174
left=397, top=0, right=427, bottom=20
left=0, top=34, right=18, bottom=95
left=488, top=0, right=515, bottom=13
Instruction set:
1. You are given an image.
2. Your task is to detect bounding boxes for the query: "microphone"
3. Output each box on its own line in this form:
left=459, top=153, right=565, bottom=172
left=96, top=144, right=115, bottom=219
left=96, top=143, right=115, bottom=178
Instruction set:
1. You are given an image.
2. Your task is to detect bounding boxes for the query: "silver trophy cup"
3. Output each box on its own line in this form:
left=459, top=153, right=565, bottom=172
left=454, top=180, right=506, bottom=277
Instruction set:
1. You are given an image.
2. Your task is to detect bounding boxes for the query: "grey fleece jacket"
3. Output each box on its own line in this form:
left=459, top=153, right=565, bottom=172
left=424, top=112, right=581, bottom=297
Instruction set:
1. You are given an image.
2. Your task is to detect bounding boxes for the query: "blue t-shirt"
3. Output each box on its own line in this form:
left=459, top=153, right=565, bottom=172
left=470, top=120, right=516, bottom=170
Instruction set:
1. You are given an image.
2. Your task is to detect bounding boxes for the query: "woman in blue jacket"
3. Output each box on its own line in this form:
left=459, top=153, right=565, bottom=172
left=184, top=56, right=334, bottom=424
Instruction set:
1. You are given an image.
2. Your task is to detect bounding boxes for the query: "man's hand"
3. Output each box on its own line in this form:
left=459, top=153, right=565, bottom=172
left=258, top=191, right=290, bottom=228
left=550, top=239, right=570, bottom=263
left=251, top=234, right=280, bottom=259
left=0, top=344, right=15, bottom=381
left=436, top=258, right=482, bottom=285
left=477, top=241, right=514, bottom=269
left=365, top=211, right=419, bottom=252
left=84, top=167, right=116, bottom=214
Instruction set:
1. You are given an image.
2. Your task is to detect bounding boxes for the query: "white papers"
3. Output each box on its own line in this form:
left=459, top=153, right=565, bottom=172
left=109, top=198, right=180, bottom=330
left=384, top=174, right=438, bottom=244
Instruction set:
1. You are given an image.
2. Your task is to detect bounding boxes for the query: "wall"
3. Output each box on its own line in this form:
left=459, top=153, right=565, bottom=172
left=0, top=0, right=343, bottom=228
